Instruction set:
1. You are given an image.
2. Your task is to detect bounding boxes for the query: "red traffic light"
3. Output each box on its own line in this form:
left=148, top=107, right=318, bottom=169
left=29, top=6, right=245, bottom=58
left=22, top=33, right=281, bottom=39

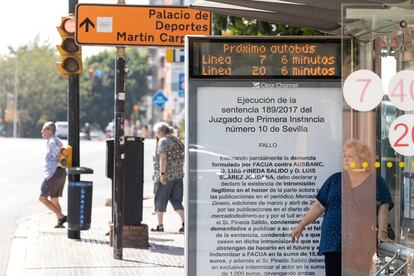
left=56, top=14, right=82, bottom=76
left=133, top=105, right=139, bottom=112
left=88, top=67, right=94, bottom=77
left=61, top=16, right=76, bottom=35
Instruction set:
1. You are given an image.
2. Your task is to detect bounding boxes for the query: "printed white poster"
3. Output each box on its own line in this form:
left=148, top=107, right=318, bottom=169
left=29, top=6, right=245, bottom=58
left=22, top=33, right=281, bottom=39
left=195, top=85, right=342, bottom=276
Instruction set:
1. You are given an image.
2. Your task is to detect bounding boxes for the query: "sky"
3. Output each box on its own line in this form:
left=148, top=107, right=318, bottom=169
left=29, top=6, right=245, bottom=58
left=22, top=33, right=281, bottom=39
left=0, top=0, right=149, bottom=58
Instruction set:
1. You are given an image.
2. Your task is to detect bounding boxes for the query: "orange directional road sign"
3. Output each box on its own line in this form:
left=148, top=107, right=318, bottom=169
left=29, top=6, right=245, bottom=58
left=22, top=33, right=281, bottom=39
left=76, top=4, right=211, bottom=47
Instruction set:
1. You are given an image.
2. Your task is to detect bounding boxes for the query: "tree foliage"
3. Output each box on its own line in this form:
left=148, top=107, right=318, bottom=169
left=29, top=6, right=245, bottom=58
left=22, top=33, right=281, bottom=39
left=213, top=14, right=323, bottom=36
left=0, top=40, right=150, bottom=138
left=0, top=39, right=66, bottom=137
left=80, top=48, right=150, bottom=130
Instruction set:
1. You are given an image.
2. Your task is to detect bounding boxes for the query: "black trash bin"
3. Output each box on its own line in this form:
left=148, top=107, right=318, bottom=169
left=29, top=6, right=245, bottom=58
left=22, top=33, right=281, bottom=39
left=106, top=137, right=144, bottom=226
left=68, top=167, right=94, bottom=231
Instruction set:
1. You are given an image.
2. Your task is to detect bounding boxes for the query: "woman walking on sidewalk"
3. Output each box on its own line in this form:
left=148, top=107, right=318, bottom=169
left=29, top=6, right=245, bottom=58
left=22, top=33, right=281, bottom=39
left=151, top=122, right=185, bottom=233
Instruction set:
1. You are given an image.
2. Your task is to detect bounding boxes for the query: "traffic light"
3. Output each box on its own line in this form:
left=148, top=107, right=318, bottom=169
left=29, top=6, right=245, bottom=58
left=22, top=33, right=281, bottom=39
left=59, top=146, right=73, bottom=168
left=56, top=15, right=82, bottom=76
left=132, top=105, right=140, bottom=119
left=5, top=106, right=13, bottom=123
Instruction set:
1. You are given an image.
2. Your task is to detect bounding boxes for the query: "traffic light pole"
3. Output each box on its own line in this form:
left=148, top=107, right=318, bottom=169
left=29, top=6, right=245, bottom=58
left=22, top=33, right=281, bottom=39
left=69, top=0, right=76, bottom=14
left=67, top=0, right=81, bottom=240
left=113, top=47, right=126, bottom=260
left=67, top=74, right=80, bottom=240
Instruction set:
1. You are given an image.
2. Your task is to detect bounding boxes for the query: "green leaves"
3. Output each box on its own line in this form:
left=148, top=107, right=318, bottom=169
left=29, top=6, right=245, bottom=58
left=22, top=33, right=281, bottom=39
left=0, top=41, right=66, bottom=137
left=0, top=42, right=150, bottom=137
left=80, top=48, right=150, bottom=132
left=212, top=13, right=323, bottom=36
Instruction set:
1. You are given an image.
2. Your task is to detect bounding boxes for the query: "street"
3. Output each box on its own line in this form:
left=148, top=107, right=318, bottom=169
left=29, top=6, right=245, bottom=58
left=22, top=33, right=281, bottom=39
left=0, top=137, right=156, bottom=275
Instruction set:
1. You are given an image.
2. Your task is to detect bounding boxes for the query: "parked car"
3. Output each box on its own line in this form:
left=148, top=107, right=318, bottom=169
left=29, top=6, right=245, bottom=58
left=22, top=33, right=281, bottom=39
left=91, top=129, right=106, bottom=140
left=80, top=129, right=105, bottom=141
left=55, top=121, right=68, bottom=139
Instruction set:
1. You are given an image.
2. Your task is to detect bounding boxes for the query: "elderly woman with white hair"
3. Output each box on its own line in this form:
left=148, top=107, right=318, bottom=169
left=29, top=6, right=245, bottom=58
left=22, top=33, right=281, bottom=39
left=291, top=139, right=393, bottom=275
left=151, top=122, right=185, bottom=233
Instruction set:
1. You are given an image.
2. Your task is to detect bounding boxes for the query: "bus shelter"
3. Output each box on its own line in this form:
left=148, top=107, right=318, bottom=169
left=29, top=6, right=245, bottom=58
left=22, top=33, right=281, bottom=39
left=189, top=1, right=414, bottom=274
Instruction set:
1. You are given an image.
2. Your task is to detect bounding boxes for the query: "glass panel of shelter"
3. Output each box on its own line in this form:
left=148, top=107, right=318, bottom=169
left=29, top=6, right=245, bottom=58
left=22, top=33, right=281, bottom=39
left=342, top=4, right=414, bottom=275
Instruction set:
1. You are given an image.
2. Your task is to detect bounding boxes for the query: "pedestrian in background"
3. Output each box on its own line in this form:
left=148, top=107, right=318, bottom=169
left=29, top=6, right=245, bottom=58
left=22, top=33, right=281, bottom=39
left=151, top=122, right=185, bottom=233
left=139, top=125, right=152, bottom=139
left=39, top=122, right=67, bottom=228
left=83, top=122, right=91, bottom=140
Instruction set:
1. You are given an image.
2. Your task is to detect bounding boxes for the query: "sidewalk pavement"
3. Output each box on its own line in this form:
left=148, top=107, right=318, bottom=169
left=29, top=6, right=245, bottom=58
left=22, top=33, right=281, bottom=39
left=6, top=195, right=185, bottom=276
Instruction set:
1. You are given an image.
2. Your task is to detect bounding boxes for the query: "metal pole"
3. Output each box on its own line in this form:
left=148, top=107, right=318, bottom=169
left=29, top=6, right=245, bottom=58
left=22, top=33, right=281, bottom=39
left=67, top=76, right=81, bottom=240
left=113, top=46, right=126, bottom=259
left=12, top=55, right=18, bottom=138
left=358, top=40, right=373, bottom=70
left=356, top=40, right=376, bottom=148
left=69, top=0, right=76, bottom=14
left=67, top=0, right=81, bottom=240
left=112, top=0, right=126, bottom=261
left=378, top=242, right=413, bottom=262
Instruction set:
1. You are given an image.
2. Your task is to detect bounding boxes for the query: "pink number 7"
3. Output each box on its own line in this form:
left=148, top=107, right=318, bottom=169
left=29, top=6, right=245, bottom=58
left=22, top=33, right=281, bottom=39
left=356, top=78, right=372, bottom=103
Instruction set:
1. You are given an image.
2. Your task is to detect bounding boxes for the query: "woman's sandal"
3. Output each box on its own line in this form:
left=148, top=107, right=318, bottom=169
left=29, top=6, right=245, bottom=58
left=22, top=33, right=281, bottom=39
left=151, top=224, right=164, bottom=232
